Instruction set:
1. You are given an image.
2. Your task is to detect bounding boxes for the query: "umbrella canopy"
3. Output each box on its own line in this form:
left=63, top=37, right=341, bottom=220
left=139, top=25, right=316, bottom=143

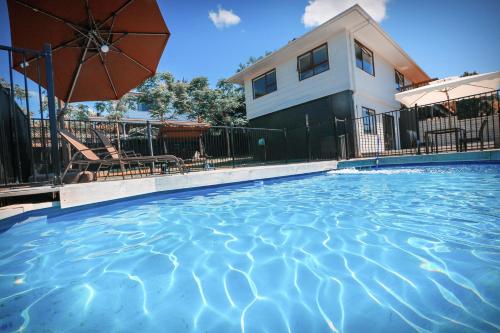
left=395, top=71, right=500, bottom=107
left=7, top=0, right=169, bottom=102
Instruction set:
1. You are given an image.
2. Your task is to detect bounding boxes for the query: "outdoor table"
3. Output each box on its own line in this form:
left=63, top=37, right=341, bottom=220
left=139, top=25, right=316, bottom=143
left=425, top=128, right=466, bottom=153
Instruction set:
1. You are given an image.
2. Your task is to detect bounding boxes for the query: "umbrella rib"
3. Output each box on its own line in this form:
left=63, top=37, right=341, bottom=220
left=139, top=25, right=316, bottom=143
left=111, top=48, right=152, bottom=74
left=105, top=32, right=170, bottom=36
left=465, top=83, right=496, bottom=91
left=106, top=15, right=118, bottom=44
left=97, top=52, right=118, bottom=99
left=66, top=38, right=92, bottom=103
left=98, top=0, right=136, bottom=28
left=79, top=33, right=129, bottom=66
left=15, top=0, right=87, bottom=38
left=20, top=35, right=86, bottom=66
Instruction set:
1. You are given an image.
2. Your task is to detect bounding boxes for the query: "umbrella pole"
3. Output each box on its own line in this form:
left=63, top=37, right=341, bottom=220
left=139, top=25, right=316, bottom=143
left=43, top=43, right=61, bottom=183
left=58, top=99, right=70, bottom=168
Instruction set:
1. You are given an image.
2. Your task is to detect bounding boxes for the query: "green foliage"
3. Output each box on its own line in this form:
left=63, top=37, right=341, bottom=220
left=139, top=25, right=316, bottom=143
left=65, top=104, right=92, bottom=121
left=460, top=71, right=478, bottom=77
left=94, top=94, right=132, bottom=122
left=131, top=72, right=247, bottom=125
left=134, top=72, right=176, bottom=121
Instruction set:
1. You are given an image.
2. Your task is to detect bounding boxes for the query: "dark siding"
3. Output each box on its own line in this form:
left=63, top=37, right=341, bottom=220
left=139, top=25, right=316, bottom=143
left=0, top=87, right=32, bottom=185
left=249, top=90, right=355, bottom=160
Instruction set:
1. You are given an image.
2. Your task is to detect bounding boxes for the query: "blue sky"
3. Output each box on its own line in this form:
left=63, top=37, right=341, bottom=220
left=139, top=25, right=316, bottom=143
left=1, top=0, right=499, bottom=89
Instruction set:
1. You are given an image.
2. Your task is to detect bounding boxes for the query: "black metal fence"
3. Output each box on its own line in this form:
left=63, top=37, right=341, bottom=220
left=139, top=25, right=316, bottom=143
left=0, top=43, right=59, bottom=187
left=349, top=90, right=500, bottom=158
left=27, top=119, right=308, bottom=182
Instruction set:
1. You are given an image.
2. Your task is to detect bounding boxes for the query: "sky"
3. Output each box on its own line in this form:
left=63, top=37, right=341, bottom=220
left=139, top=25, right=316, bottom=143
left=0, top=0, right=499, bottom=91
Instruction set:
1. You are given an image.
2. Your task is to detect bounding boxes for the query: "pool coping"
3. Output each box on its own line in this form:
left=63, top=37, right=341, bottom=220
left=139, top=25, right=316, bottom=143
left=1, top=160, right=337, bottom=222
left=338, top=149, right=500, bottom=169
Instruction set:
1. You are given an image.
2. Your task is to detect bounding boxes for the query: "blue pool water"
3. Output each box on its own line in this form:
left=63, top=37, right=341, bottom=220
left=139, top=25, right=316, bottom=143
left=0, top=164, right=499, bottom=332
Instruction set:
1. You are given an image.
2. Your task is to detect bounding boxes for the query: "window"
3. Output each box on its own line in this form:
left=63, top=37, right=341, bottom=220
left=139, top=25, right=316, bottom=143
left=362, top=107, right=376, bottom=134
left=355, top=40, right=374, bottom=75
left=395, top=69, right=404, bottom=91
left=252, top=69, right=277, bottom=99
left=297, top=44, right=329, bottom=81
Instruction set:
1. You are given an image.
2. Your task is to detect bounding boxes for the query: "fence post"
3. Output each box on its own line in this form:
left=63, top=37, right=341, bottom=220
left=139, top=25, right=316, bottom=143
left=7, top=49, right=22, bottom=183
left=146, top=121, right=154, bottom=174
left=305, top=114, right=311, bottom=162
left=414, top=103, right=421, bottom=155
left=146, top=121, right=153, bottom=156
left=43, top=43, right=61, bottom=183
left=344, top=117, right=350, bottom=160
left=230, top=124, right=235, bottom=168
left=333, top=117, right=339, bottom=161
left=283, top=128, right=288, bottom=164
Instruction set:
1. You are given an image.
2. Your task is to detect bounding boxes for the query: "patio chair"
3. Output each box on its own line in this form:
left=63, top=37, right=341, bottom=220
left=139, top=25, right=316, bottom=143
left=460, top=119, right=488, bottom=151
left=58, top=129, right=128, bottom=181
left=92, top=129, right=186, bottom=174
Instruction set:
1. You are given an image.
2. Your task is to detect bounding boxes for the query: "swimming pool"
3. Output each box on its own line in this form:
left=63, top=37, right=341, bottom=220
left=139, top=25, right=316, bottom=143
left=1, top=164, right=499, bottom=332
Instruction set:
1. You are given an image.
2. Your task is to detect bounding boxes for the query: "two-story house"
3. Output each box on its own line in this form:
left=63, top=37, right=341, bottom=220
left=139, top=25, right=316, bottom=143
left=227, top=5, right=430, bottom=158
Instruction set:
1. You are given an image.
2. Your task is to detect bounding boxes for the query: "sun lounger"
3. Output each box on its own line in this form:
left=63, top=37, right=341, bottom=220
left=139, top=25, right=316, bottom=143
left=59, top=129, right=128, bottom=181
left=92, top=129, right=186, bottom=173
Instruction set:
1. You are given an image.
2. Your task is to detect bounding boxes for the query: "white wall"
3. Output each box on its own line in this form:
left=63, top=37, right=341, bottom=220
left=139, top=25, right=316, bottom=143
left=350, top=39, right=414, bottom=155
left=244, top=31, right=352, bottom=120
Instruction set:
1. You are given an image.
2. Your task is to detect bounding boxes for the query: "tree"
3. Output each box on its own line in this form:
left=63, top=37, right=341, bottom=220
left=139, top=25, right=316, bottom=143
left=94, top=95, right=131, bottom=152
left=215, top=79, right=247, bottom=126
left=461, top=71, right=478, bottom=77
left=135, top=73, right=176, bottom=121
left=65, top=103, right=92, bottom=121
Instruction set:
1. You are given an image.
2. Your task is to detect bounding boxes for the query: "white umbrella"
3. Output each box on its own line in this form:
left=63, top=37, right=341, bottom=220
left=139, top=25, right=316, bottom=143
left=395, top=71, right=500, bottom=107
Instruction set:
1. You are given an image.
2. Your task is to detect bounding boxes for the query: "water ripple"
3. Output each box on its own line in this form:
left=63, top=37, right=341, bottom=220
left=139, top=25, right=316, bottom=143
left=0, top=164, right=499, bottom=332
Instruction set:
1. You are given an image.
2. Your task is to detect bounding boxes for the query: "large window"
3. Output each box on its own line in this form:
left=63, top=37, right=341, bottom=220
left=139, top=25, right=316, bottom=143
left=355, top=40, right=374, bottom=76
left=395, top=69, right=405, bottom=91
left=297, top=44, right=329, bottom=81
left=362, top=107, right=376, bottom=134
left=252, top=69, right=277, bottom=99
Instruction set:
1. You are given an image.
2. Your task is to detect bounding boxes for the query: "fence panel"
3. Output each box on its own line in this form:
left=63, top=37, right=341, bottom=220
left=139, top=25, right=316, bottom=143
left=351, top=90, right=500, bottom=158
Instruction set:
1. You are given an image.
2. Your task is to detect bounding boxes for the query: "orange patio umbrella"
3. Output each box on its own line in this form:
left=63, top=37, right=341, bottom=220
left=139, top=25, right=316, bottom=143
left=7, top=0, right=170, bottom=103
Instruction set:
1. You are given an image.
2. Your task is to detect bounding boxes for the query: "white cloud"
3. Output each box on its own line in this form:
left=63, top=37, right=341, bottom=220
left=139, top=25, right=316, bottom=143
left=209, top=6, right=241, bottom=29
left=302, top=0, right=388, bottom=28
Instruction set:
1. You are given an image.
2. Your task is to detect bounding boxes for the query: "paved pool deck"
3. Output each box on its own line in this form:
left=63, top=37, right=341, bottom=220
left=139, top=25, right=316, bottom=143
left=338, top=149, right=500, bottom=169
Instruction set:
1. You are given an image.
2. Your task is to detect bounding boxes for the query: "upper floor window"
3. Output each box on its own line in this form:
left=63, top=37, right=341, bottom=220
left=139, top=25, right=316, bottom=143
left=362, top=107, right=376, bottom=134
left=395, top=70, right=405, bottom=91
left=297, top=44, right=329, bottom=81
left=355, top=40, right=374, bottom=76
left=252, top=69, right=277, bottom=99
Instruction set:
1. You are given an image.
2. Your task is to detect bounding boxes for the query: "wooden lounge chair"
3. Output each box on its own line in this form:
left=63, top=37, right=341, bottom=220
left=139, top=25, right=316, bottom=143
left=92, top=129, right=186, bottom=174
left=58, top=129, right=128, bottom=181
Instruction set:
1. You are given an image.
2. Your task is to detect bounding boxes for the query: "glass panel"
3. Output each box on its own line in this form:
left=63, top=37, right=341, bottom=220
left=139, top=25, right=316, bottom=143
left=313, top=62, right=329, bottom=75
left=313, top=45, right=328, bottom=65
left=266, top=71, right=276, bottom=86
left=253, top=76, right=266, bottom=98
left=395, top=70, right=404, bottom=90
left=355, top=43, right=363, bottom=69
left=299, top=69, right=314, bottom=80
left=266, top=71, right=277, bottom=93
left=362, top=108, right=376, bottom=134
left=298, top=53, right=312, bottom=72
left=362, top=49, right=374, bottom=75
